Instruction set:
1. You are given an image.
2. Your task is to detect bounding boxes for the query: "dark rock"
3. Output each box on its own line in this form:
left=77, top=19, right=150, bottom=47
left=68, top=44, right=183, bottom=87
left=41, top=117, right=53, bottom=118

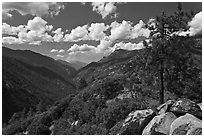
left=170, top=113, right=202, bottom=135
left=169, top=98, right=202, bottom=119
left=142, top=112, right=177, bottom=135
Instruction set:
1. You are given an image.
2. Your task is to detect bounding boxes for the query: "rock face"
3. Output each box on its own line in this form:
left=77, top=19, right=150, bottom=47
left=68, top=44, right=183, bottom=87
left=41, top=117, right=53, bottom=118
left=110, top=109, right=155, bottom=135
left=156, top=100, right=175, bottom=115
left=170, top=113, right=202, bottom=135
left=169, top=98, right=202, bottom=119
left=142, top=112, right=177, bottom=135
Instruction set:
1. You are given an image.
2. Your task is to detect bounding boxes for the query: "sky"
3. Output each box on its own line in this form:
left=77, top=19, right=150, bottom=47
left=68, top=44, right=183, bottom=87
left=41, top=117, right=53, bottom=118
left=2, top=2, right=202, bottom=63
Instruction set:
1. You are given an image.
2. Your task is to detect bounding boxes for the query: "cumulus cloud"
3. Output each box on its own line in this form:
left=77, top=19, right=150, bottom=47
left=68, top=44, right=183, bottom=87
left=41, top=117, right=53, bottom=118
left=50, top=49, right=65, bottom=53
left=2, top=36, right=23, bottom=44
left=53, top=28, right=64, bottom=42
left=27, top=17, right=53, bottom=33
left=66, top=19, right=151, bottom=54
left=58, top=49, right=65, bottom=53
left=64, top=25, right=89, bottom=42
left=88, top=23, right=109, bottom=41
left=109, top=20, right=150, bottom=41
left=68, top=44, right=96, bottom=54
left=91, top=2, right=118, bottom=19
left=113, top=41, right=146, bottom=51
left=188, top=11, right=202, bottom=36
left=2, top=23, right=27, bottom=35
left=95, top=36, right=114, bottom=53
left=2, top=2, right=65, bottom=20
left=63, top=19, right=149, bottom=43
left=2, top=17, right=53, bottom=45
left=131, top=20, right=150, bottom=38
left=109, top=20, right=132, bottom=40
left=51, top=49, right=58, bottom=53
left=57, top=54, right=64, bottom=58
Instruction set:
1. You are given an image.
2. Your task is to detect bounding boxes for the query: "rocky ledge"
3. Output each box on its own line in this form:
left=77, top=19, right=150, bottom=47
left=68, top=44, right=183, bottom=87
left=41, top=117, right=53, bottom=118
left=110, top=98, right=202, bottom=135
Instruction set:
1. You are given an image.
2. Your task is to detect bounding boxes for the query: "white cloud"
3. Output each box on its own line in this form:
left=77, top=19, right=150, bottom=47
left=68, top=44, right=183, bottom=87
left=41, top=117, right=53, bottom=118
left=2, top=36, right=23, bottom=44
left=109, top=20, right=150, bottom=41
left=66, top=19, right=151, bottom=54
left=57, top=54, right=64, bottom=58
left=95, top=36, right=113, bottom=53
left=113, top=41, right=145, bottom=51
left=27, top=17, right=53, bottom=33
left=131, top=20, right=150, bottom=39
left=2, top=2, right=65, bottom=20
left=51, top=49, right=58, bottom=53
left=188, top=11, right=202, bottom=36
left=2, top=23, right=27, bottom=35
left=109, top=20, right=132, bottom=40
left=68, top=44, right=96, bottom=54
left=64, top=25, right=89, bottom=42
left=2, top=17, right=53, bottom=45
left=59, top=49, right=65, bottom=53
left=53, top=28, right=64, bottom=42
left=91, top=2, right=118, bottom=19
left=88, top=23, right=109, bottom=41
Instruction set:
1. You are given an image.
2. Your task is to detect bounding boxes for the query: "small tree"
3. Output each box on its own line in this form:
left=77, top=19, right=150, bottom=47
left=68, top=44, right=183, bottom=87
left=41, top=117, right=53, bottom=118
left=27, top=107, right=34, bottom=117
left=77, top=78, right=88, bottom=90
left=36, top=100, right=46, bottom=113
left=8, top=112, right=21, bottom=124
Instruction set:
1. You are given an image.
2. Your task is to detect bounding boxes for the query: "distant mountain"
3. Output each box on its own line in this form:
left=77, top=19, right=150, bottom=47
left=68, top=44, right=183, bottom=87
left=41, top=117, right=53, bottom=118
left=2, top=47, right=77, bottom=123
left=2, top=47, right=77, bottom=80
left=75, top=49, right=146, bottom=83
left=57, top=60, right=87, bottom=70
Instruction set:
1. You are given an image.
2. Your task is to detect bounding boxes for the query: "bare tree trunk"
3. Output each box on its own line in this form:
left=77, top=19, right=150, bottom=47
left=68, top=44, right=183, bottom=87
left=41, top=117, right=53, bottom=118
left=160, top=60, right=164, bottom=104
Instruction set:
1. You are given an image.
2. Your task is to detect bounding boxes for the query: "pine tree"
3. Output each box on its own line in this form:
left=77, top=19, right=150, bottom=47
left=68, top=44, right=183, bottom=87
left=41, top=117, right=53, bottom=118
left=20, top=107, right=27, bottom=120
left=77, top=78, right=88, bottom=90
left=27, top=107, right=34, bottom=117
left=145, top=3, right=201, bottom=104
left=36, top=100, right=46, bottom=113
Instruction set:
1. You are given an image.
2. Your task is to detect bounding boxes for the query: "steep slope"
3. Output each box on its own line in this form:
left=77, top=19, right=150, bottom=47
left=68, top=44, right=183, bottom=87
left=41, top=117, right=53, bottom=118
left=2, top=47, right=77, bottom=80
left=2, top=48, right=77, bottom=124
left=75, top=49, right=148, bottom=84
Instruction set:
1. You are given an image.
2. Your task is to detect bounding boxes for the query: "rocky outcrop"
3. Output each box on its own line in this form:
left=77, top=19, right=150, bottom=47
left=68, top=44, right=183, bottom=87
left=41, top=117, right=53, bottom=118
left=110, top=109, right=155, bottom=135
left=156, top=100, right=175, bottom=115
left=170, top=113, right=202, bottom=135
left=142, top=112, right=177, bottom=135
left=169, top=98, right=202, bottom=119
left=111, top=98, right=202, bottom=135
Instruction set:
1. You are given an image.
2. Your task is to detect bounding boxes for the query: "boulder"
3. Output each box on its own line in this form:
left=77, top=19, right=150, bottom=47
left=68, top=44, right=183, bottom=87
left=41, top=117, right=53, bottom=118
left=169, top=98, right=202, bottom=119
left=142, top=112, right=177, bottom=135
left=170, top=113, right=202, bottom=135
left=197, top=103, right=202, bottom=110
left=110, top=109, right=155, bottom=135
left=156, top=100, right=175, bottom=115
